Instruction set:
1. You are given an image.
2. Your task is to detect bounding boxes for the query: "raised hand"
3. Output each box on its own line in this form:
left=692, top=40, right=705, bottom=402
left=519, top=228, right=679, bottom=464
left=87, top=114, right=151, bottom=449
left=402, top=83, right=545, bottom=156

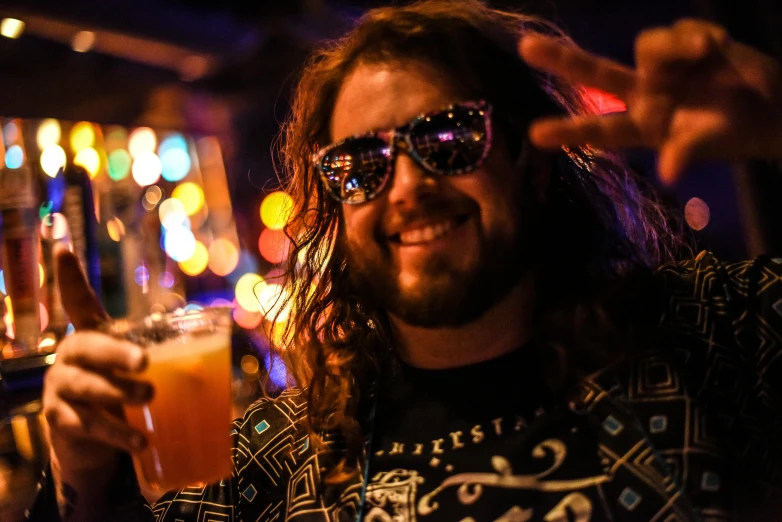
left=519, top=19, right=782, bottom=184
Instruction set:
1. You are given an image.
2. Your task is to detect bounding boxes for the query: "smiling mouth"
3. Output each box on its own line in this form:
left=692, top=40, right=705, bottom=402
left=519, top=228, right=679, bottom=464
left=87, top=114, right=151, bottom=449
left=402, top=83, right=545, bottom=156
left=389, top=214, right=471, bottom=246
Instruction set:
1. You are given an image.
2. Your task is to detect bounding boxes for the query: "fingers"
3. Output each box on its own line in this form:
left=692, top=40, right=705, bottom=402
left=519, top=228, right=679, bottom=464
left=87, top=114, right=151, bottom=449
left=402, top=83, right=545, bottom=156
left=57, top=332, right=147, bottom=374
left=56, top=248, right=109, bottom=330
left=519, top=35, right=636, bottom=99
left=45, top=401, right=147, bottom=453
left=53, top=365, right=154, bottom=406
left=528, top=114, right=644, bottom=150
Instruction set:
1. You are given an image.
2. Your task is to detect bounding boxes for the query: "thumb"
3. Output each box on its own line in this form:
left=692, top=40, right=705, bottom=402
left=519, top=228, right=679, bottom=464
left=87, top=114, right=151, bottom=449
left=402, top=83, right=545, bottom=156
left=56, top=246, right=109, bottom=330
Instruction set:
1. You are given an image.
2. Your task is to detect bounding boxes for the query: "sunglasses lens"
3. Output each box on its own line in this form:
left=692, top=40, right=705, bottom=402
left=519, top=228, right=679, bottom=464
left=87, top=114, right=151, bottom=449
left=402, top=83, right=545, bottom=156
left=318, top=137, right=391, bottom=204
left=409, top=105, right=489, bottom=173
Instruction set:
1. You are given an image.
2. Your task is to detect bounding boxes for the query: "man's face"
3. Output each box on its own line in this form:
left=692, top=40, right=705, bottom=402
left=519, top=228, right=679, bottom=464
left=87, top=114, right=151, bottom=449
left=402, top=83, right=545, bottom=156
left=330, top=61, right=541, bottom=327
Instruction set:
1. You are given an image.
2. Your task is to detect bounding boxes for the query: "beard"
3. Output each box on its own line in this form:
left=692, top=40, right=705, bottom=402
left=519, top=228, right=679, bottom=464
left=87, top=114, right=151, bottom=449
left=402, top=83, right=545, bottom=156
left=345, top=198, right=538, bottom=328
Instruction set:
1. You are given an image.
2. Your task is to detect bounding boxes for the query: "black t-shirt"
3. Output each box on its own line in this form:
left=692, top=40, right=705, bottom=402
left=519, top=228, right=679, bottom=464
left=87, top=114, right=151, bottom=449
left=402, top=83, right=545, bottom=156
left=364, top=347, right=615, bottom=521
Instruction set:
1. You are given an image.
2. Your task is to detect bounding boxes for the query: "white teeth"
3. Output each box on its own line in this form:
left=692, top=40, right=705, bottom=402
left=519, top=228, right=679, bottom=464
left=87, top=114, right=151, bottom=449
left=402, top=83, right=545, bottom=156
left=399, top=220, right=456, bottom=245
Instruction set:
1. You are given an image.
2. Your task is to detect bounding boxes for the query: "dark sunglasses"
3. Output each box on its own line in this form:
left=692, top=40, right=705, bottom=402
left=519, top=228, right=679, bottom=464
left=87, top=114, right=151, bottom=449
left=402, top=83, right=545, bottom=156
left=313, top=100, right=493, bottom=204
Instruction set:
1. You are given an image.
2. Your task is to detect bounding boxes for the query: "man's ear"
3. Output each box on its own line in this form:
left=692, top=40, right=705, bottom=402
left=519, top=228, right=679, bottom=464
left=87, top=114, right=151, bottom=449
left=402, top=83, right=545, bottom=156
left=518, top=141, right=553, bottom=205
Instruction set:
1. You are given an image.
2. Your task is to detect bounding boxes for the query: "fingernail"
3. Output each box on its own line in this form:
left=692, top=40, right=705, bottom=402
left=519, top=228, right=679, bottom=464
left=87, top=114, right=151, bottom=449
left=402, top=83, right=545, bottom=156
left=130, top=433, right=146, bottom=450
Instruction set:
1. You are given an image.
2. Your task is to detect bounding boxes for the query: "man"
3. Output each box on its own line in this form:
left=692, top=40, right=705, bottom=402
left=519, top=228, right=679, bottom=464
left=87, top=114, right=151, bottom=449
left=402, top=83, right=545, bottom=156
left=28, top=0, right=782, bottom=520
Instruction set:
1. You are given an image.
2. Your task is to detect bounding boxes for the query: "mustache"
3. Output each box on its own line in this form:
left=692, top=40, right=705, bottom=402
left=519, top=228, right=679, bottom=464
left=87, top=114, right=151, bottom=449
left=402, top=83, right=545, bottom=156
left=381, top=197, right=479, bottom=237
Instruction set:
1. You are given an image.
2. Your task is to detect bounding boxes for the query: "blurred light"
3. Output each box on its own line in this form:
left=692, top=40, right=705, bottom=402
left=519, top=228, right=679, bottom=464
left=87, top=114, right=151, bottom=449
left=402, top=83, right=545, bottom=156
left=0, top=270, right=5, bottom=294
left=257, top=283, right=291, bottom=323
left=2, top=121, right=19, bottom=144
left=233, top=303, right=261, bottom=329
left=134, top=266, right=150, bottom=286
left=145, top=186, right=163, bottom=206
left=150, top=303, right=166, bottom=314
left=107, top=149, right=131, bottom=181
left=264, top=350, right=288, bottom=388
left=4, top=145, right=23, bottom=169
left=106, top=217, right=125, bottom=242
left=159, top=134, right=187, bottom=155
left=71, top=31, right=95, bottom=53
left=208, top=239, right=239, bottom=276
left=235, top=273, right=264, bottom=312
left=159, top=198, right=187, bottom=229
left=172, top=182, right=204, bottom=216
left=40, top=145, right=66, bottom=177
left=240, top=354, right=259, bottom=374
left=128, top=127, right=157, bottom=158
left=685, top=197, right=710, bottom=231
left=582, top=86, right=627, bottom=114
left=161, top=148, right=191, bottom=182
left=183, top=303, right=204, bottom=312
left=164, top=225, right=196, bottom=262
left=65, top=323, right=75, bottom=336
left=74, top=147, right=101, bottom=178
left=70, top=122, right=95, bottom=152
left=210, top=298, right=232, bottom=307
left=258, top=228, right=291, bottom=265
left=158, top=272, right=175, bottom=288
left=260, top=191, right=294, bottom=231
left=39, top=263, right=44, bottom=288
left=0, top=18, right=24, bottom=39
left=39, top=338, right=56, bottom=350
left=132, top=152, right=162, bottom=186
left=39, top=201, right=53, bottom=221
left=36, top=119, right=61, bottom=149
left=179, top=240, right=208, bottom=276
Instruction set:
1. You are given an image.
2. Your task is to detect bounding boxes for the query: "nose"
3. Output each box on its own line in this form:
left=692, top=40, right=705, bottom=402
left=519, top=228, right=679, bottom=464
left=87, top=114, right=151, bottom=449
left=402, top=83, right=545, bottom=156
left=385, top=152, right=439, bottom=208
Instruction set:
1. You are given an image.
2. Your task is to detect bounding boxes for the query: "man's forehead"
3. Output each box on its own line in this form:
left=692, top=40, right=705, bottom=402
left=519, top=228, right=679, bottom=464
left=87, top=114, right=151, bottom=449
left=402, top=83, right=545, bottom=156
left=329, top=61, right=464, bottom=142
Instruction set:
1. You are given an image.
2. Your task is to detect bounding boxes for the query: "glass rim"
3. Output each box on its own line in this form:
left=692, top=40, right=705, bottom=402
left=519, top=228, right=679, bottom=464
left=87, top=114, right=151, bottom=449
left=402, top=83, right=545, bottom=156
left=102, top=306, right=233, bottom=346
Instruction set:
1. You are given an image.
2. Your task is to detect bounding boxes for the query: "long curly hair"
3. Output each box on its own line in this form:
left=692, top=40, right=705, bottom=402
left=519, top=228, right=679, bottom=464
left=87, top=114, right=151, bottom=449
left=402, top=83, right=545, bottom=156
left=270, top=0, right=688, bottom=483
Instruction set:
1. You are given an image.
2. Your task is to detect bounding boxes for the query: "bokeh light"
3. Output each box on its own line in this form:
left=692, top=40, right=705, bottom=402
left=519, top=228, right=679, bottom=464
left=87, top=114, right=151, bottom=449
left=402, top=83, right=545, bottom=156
left=0, top=270, right=5, bottom=294
left=158, top=134, right=188, bottom=156
left=260, top=191, right=294, bottom=231
left=164, top=225, right=196, bottom=262
left=258, top=228, right=291, bottom=264
left=257, top=283, right=291, bottom=323
left=39, top=263, right=44, bottom=288
left=132, top=151, right=162, bottom=186
left=40, top=212, right=68, bottom=240
left=0, top=18, right=25, bottom=39
left=107, top=149, right=131, bottom=181
left=161, top=148, right=191, bottom=182
left=208, top=239, right=239, bottom=276
left=2, top=121, right=19, bottom=144
left=235, top=273, right=264, bottom=312
left=172, top=182, right=204, bottom=216
left=158, top=272, right=175, bottom=288
left=183, top=303, right=204, bottom=312
left=106, top=217, right=125, bottom=242
left=40, top=145, right=66, bottom=177
left=233, top=302, right=262, bottom=329
left=159, top=198, right=187, bottom=229
left=227, top=250, right=260, bottom=286
left=4, top=145, right=23, bottom=169
left=685, top=197, right=710, bottom=231
left=179, top=240, right=208, bottom=276
left=74, top=147, right=101, bottom=178
left=128, top=127, right=157, bottom=158
left=134, top=266, right=150, bottom=286
left=70, top=122, right=95, bottom=152
left=36, top=119, right=61, bottom=150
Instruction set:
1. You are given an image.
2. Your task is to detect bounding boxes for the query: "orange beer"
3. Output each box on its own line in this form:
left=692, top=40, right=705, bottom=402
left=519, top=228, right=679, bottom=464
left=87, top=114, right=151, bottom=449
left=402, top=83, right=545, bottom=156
left=123, top=328, right=233, bottom=491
